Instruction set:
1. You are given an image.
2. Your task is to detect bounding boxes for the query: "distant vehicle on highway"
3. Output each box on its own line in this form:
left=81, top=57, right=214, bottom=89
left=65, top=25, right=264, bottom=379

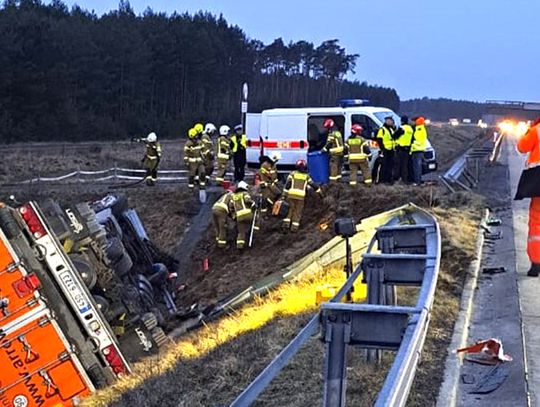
left=245, top=100, right=438, bottom=175
left=449, top=118, right=460, bottom=126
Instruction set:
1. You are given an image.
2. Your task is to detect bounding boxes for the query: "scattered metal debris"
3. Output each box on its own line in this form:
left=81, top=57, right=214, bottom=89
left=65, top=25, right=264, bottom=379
left=469, top=364, right=509, bottom=394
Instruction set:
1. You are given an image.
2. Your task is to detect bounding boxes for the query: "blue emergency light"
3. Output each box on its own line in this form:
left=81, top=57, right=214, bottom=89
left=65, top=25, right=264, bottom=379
left=338, top=99, right=370, bottom=108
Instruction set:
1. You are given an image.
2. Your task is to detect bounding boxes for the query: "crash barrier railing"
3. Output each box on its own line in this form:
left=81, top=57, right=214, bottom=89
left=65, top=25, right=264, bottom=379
left=229, top=204, right=441, bottom=407
left=439, top=146, right=493, bottom=192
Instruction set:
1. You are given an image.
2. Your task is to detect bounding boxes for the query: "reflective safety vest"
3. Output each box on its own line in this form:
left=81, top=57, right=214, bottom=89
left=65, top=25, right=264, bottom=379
left=377, top=126, right=395, bottom=151
left=231, top=191, right=253, bottom=220
left=397, top=124, right=414, bottom=148
left=346, top=136, right=370, bottom=162
left=184, top=138, right=203, bottom=163
left=324, top=130, right=344, bottom=156
left=213, top=192, right=232, bottom=214
left=201, top=133, right=214, bottom=160
left=231, top=134, right=247, bottom=153
left=259, top=162, right=278, bottom=185
left=217, top=136, right=231, bottom=160
left=518, top=124, right=540, bottom=169
left=410, top=124, right=428, bottom=153
left=145, top=142, right=162, bottom=160
left=286, top=171, right=313, bottom=199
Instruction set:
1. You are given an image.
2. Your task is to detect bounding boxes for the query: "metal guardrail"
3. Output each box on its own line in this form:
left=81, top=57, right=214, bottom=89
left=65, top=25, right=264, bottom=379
left=229, top=205, right=441, bottom=407
left=439, top=147, right=492, bottom=192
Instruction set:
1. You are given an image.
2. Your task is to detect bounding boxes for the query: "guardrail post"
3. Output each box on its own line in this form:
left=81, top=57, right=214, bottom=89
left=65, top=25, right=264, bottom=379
left=322, top=311, right=351, bottom=407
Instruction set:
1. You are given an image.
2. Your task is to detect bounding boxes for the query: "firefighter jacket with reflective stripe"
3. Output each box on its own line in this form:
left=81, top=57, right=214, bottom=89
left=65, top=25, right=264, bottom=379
left=231, top=134, right=247, bottom=153
left=259, top=161, right=278, bottom=186
left=377, top=126, right=395, bottom=151
left=201, top=133, right=214, bottom=159
left=396, top=124, right=414, bottom=148
left=217, top=135, right=231, bottom=160
left=410, top=124, right=428, bottom=153
left=213, top=192, right=232, bottom=214
left=518, top=124, right=540, bottom=168
left=345, top=136, right=371, bottom=162
left=285, top=171, right=317, bottom=199
left=145, top=142, right=162, bottom=160
left=184, top=138, right=203, bottom=163
left=231, top=191, right=253, bottom=220
left=323, top=130, right=344, bottom=156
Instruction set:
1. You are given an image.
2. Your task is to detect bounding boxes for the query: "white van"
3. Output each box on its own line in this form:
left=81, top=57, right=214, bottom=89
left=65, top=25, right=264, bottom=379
left=245, top=102, right=437, bottom=173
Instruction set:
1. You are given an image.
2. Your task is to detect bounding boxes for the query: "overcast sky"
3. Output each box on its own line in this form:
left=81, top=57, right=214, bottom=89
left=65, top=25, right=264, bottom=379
left=52, top=0, right=538, bottom=102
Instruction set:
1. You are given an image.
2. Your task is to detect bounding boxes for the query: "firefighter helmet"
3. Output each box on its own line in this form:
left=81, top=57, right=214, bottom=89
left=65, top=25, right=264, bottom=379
left=234, top=124, right=243, bottom=132
left=237, top=181, right=249, bottom=191
left=188, top=128, right=197, bottom=138
left=219, top=125, right=230, bottom=136
left=295, top=159, right=307, bottom=171
left=146, top=132, right=157, bottom=142
left=351, top=124, right=363, bottom=135
left=194, top=123, right=204, bottom=134
left=204, top=123, right=217, bottom=134
left=271, top=152, right=281, bottom=162
left=323, top=118, right=335, bottom=129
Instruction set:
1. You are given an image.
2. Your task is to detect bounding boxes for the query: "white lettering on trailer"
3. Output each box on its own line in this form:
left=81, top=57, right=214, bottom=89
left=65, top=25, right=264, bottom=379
left=65, top=208, right=84, bottom=234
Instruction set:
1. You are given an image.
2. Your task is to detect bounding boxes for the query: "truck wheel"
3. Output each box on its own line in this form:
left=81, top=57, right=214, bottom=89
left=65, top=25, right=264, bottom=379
left=0, top=207, right=21, bottom=239
left=87, top=364, right=110, bottom=388
left=110, top=195, right=128, bottom=217
left=71, top=256, right=98, bottom=290
left=93, top=295, right=110, bottom=315
left=151, top=327, right=170, bottom=348
left=141, top=312, right=158, bottom=331
left=106, top=237, right=125, bottom=261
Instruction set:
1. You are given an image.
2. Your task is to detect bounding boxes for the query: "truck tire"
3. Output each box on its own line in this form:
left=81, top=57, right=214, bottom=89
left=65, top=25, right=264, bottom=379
left=0, top=207, right=21, bottom=239
left=141, top=312, right=158, bottom=331
left=87, top=364, right=110, bottom=388
left=112, top=252, right=133, bottom=276
left=70, top=256, right=98, bottom=290
left=106, top=237, right=125, bottom=262
left=110, top=195, right=128, bottom=217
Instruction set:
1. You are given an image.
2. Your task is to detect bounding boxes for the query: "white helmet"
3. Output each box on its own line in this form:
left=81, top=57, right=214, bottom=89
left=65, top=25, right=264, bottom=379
left=219, top=125, right=231, bottom=136
left=204, top=123, right=217, bottom=134
left=146, top=132, right=157, bottom=143
left=236, top=181, right=249, bottom=191
left=271, top=152, right=281, bottom=162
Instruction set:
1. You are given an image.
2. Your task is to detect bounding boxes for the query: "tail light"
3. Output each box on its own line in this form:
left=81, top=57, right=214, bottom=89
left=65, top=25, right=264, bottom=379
left=102, top=345, right=129, bottom=377
left=19, top=204, right=47, bottom=238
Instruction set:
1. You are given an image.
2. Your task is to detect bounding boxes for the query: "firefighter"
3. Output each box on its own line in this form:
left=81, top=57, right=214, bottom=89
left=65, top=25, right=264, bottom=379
left=216, top=125, right=232, bottom=183
left=282, top=159, right=321, bottom=233
left=393, top=115, right=414, bottom=183
left=231, top=181, right=254, bottom=249
left=134, top=132, right=162, bottom=186
left=184, top=127, right=206, bottom=191
left=410, top=117, right=428, bottom=186
left=515, top=118, right=540, bottom=276
left=259, top=152, right=282, bottom=213
left=202, top=123, right=216, bottom=179
left=231, top=124, right=247, bottom=182
left=376, top=116, right=396, bottom=184
left=345, top=124, right=372, bottom=186
left=212, top=190, right=233, bottom=249
left=322, top=118, right=344, bottom=182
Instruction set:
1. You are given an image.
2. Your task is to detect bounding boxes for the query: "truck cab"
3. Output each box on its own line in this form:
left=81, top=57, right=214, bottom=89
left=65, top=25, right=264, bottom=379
left=246, top=101, right=437, bottom=174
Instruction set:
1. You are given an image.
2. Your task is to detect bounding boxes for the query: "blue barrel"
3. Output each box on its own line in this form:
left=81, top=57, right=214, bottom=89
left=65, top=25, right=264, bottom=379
left=307, top=150, right=329, bottom=184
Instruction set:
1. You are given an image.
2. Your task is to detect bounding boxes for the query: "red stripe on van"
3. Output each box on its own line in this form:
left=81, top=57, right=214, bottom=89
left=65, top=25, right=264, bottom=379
left=248, top=140, right=307, bottom=149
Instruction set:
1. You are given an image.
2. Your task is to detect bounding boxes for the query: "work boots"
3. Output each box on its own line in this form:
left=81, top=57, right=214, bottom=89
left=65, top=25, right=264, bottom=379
left=527, top=263, right=540, bottom=277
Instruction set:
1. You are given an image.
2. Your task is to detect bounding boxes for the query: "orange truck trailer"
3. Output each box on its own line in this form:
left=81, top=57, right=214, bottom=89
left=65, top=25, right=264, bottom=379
left=0, top=196, right=177, bottom=406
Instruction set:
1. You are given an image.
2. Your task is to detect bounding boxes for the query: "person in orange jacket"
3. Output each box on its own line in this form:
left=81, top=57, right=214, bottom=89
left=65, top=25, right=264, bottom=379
left=516, top=118, right=540, bottom=276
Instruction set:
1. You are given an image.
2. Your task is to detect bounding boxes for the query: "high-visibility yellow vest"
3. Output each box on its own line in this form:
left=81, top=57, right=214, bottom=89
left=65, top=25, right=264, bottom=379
left=231, top=134, right=247, bottom=153
left=411, top=124, right=428, bottom=153
left=346, top=137, right=370, bottom=162
left=213, top=192, right=232, bottom=214
left=397, top=124, right=414, bottom=147
left=232, top=191, right=252, bottom=220
left=217, top=136, right=231, bottom=160
left=287, top=171, right=311, bottom=199
left=325, top=130, right=344, bottom=155
left=377, top=126, right=395, bottom=151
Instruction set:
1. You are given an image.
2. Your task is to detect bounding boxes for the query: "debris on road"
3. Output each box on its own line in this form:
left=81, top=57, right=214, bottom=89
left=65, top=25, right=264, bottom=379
left=482, top=267, right=507, bottom=275
left=457, top=338, right=513, bottom=365
left=470, top=364, right=510, bottom=394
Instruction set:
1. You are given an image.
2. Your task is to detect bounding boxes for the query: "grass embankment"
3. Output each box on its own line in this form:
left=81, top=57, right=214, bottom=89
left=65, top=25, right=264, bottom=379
left=84, top=191, right=484, bottom=407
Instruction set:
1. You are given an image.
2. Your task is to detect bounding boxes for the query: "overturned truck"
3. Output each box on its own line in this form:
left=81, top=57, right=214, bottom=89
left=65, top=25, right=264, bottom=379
left=0, top=195, right=178, bottom=407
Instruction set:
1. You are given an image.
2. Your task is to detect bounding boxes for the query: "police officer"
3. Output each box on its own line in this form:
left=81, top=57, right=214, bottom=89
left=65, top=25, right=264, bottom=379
left=393, top=115, right=414, bottom=183
left=410, top=117, right=428, bottom=186
left=376, top=116, right=396, bottom=184
left=231, top=124, right=247, bottom=182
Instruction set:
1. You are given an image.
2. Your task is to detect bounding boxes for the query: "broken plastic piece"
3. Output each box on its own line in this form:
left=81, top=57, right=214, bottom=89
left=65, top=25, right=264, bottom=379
left=483, top=267, right=507, bottom=275
left=456, top=338, right=512, bottom=364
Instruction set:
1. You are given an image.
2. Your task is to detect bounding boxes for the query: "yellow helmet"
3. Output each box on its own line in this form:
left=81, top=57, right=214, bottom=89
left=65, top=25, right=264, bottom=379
left=194, top=123, right=204, bottom=134
left=188, top=128, right=197, bottom=138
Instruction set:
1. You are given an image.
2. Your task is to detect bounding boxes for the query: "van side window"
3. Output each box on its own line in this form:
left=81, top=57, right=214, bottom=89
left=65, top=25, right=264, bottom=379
left=307, top=115, right=345, bottom=152
left=352, top=114, right=378, bottom=139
